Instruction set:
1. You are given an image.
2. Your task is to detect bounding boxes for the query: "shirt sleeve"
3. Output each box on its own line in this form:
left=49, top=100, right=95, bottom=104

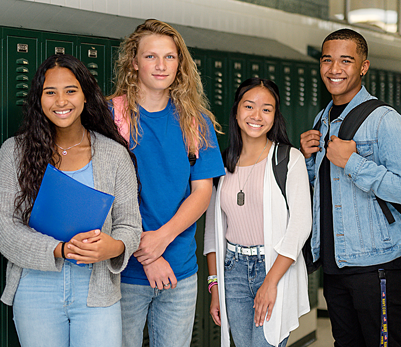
left=190, top=117, right=225, bottom=181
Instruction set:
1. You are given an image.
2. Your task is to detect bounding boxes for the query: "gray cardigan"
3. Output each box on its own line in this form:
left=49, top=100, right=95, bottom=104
left=0, top=132, right=142, bottom=307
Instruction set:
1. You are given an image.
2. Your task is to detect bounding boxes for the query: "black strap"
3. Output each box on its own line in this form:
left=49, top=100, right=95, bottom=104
left=338, top=99, right=389, bottom=140
left=272, top=143, right=291, bottom=211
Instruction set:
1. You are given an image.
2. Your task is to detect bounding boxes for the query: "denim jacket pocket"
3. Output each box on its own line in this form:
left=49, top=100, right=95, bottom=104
left=356, top=143, right=374, bottom=161
left=372, top=197, right=392, bottom=242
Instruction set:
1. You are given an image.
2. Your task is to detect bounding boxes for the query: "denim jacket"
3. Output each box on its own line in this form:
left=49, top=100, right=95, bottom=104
left=306, top=86, right=401, bottom=268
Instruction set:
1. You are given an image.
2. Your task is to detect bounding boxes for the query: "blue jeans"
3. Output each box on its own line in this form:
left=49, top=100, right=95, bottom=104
left=121, top=273, right=197, bottom=347
left=224, top=247, right=289, bottom=347
left=13, top=261, right=122, bottom=347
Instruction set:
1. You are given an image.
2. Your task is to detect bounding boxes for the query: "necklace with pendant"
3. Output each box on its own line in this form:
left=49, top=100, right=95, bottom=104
left=56, top=129, right=86, bottom=156
left=236, top=140, right=268, bottom=206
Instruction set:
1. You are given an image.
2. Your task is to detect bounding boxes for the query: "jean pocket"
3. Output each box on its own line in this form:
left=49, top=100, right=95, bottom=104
left=224, top=253, right=236, bottom=271
left=20, top=268, right=30, bottom=279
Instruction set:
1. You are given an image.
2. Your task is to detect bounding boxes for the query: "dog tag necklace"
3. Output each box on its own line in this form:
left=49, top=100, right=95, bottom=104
left=56, top=129, right=85, bottom=156
left=237, top=140, right=268, bottom=206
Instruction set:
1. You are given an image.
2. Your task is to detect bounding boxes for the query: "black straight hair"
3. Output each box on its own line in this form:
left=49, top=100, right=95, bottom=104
left=224, top=77, right=292, bottom=173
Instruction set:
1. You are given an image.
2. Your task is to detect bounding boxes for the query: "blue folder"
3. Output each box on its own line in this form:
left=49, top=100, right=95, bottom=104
left=29, top=164, right=115, bottom=242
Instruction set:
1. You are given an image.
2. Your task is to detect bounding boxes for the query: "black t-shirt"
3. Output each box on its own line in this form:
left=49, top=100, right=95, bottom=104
left=319, top=103, right=401, bottom=274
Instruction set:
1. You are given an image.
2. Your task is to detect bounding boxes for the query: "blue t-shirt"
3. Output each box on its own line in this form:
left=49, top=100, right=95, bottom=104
left=118, top=100, right=225, bottom=285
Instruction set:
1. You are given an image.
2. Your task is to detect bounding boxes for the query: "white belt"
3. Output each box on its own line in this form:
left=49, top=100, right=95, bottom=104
left=227, top=242, right=265, bottom=256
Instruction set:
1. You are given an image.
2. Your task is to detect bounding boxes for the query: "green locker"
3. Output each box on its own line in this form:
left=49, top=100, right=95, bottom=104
left=77, top=40, right=106, bottom=93
left=279, top=62, right=295, bottom=144
left=207, top=53, right=229, bottom=149
left=3, top=29, right=39, bottom=140
left=264, top=59, right=280, bottom=86
left=378, top=71, right=386, bottom=102
left=247, top=58, right=264, bottom=79
left=367, top=69, right=378, bottom=97
left=43, top=33, right=75, bottom=59
left=387, top=71, right=395, bottom=107
left=107, top=40, right=121, bottom=96
left=189, top=48, right=210, bottom=104
left=394, top=74, right=401, bottom=112
left=227, top=55, right=246, bottom=108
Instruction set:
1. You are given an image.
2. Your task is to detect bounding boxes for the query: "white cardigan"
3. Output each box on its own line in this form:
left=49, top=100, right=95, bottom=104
left=204, top=144, right=312, bottom=346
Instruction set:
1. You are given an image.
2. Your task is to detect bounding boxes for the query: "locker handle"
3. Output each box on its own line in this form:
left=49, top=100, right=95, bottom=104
left=90, top=70, right=98, bottom=76
left=16, top=58, right=29, bottom=65
left=16, top=75, right=29, bottom=81
left=16, top=67, right=29, bottom=73
left=16, top=83, right=29, bottom=89
left=16, top=99, right=26, bottom=106
left=87, top=62, right=98, bottom=69
left=16, top=91, right=28, bottom=97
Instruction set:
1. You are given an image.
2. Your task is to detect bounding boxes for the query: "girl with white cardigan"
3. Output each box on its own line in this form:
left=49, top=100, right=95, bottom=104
left=204, top=78, right=312, bottom=347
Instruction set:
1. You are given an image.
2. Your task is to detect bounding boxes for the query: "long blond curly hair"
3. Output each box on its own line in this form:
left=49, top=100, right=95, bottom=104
left=108, top=19, right=221, bottom=154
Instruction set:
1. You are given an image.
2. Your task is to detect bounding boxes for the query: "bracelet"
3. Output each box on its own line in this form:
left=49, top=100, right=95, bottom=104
left=207, top=275, right=217, bottom=284
left=61, top=242, right=66, bottom=259
left=208, top=281, right=218, bottom=293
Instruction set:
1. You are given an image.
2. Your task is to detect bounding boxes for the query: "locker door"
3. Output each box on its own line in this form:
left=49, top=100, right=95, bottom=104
left=3, top=32, right=39, bottom=140
left=190, top=48, right=210, bottom=103
left=43, top=32, right=75, bottom=59
left=264, top=60, right=280, bottom=87
left=207, top=54, right=229, bottom=149
left=395, top=74, right=401, bottom=112
left=292, top=65, right=309, bottom=147
left=280, top=63, right=294, bottom=144
left=367, top=69, right=378, bottom=97
left=378, top=71, right=386, bottom=102
left=108, top=43, right=121, bottom=95
left=228, top=56, right=247, bottom=111
left=387, top=72, right=395, bottom=107
left=78, top=41, right=106, bottom=93
left=247, top=58, right=264, bottom=79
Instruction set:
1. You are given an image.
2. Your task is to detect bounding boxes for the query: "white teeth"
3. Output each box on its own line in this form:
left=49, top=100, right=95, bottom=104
left=248, top=123, right=262, bottom=128
left=330, top=78, right=343, bottom=82
left=54, top=110, right=71, bottom=115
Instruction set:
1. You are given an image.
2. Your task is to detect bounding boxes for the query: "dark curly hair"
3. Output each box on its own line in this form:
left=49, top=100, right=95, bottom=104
left=224, top=77, right=292, bottom=173
left=14, top=54, right=139, bottom=224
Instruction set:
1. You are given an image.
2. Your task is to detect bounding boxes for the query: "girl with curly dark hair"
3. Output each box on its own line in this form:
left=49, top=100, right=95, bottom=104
left=0, top=54, right=141, bottom=347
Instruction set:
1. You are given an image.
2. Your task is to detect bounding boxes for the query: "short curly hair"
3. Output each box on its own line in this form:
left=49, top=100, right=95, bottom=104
left=322, top=28, right=368, bottom=60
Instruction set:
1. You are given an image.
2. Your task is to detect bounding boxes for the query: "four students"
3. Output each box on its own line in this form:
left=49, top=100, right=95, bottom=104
left=0, top=19, right=399, bottom=347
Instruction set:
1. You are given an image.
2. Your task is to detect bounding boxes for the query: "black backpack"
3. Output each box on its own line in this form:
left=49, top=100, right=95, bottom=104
left=313, top=99, right=401, bottom=225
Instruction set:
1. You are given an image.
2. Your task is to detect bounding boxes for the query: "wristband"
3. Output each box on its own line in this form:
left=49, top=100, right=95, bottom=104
left=208, top=281, right=218, bottom=293
left=61, top=242, right=66, bottom=259
left=207, top=275, right=217, bottom=284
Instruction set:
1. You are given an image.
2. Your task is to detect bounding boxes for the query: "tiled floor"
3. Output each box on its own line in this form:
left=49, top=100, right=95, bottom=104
left=309, top=317, right=335, bottom=346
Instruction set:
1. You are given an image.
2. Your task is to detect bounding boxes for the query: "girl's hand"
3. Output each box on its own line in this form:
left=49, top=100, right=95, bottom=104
left=210, top=285, right=221, bottom=326
left=253, top=278, right=277, bottom=327
left=66, top=230, right=125, bottom=264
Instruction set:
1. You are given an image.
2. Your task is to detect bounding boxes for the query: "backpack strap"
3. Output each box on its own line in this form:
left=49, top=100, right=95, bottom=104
left=112, top=95, right=131, bottom=143
left=338, top=99, right=401, bottom=224
left=338, top=99, right=389, bottom=140
left=112, top=96, right=199, bottom=166
left=272, top=143, right=291, bottom=211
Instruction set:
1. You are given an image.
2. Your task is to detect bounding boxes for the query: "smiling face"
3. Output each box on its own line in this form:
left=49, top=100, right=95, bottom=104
left=133, top=34, right=179, bottom=96
left=236, top=86, right=276, bottom=142
left=41, top=66, right=86, bottom=132
left=320, top=39, right=370, bottom=105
